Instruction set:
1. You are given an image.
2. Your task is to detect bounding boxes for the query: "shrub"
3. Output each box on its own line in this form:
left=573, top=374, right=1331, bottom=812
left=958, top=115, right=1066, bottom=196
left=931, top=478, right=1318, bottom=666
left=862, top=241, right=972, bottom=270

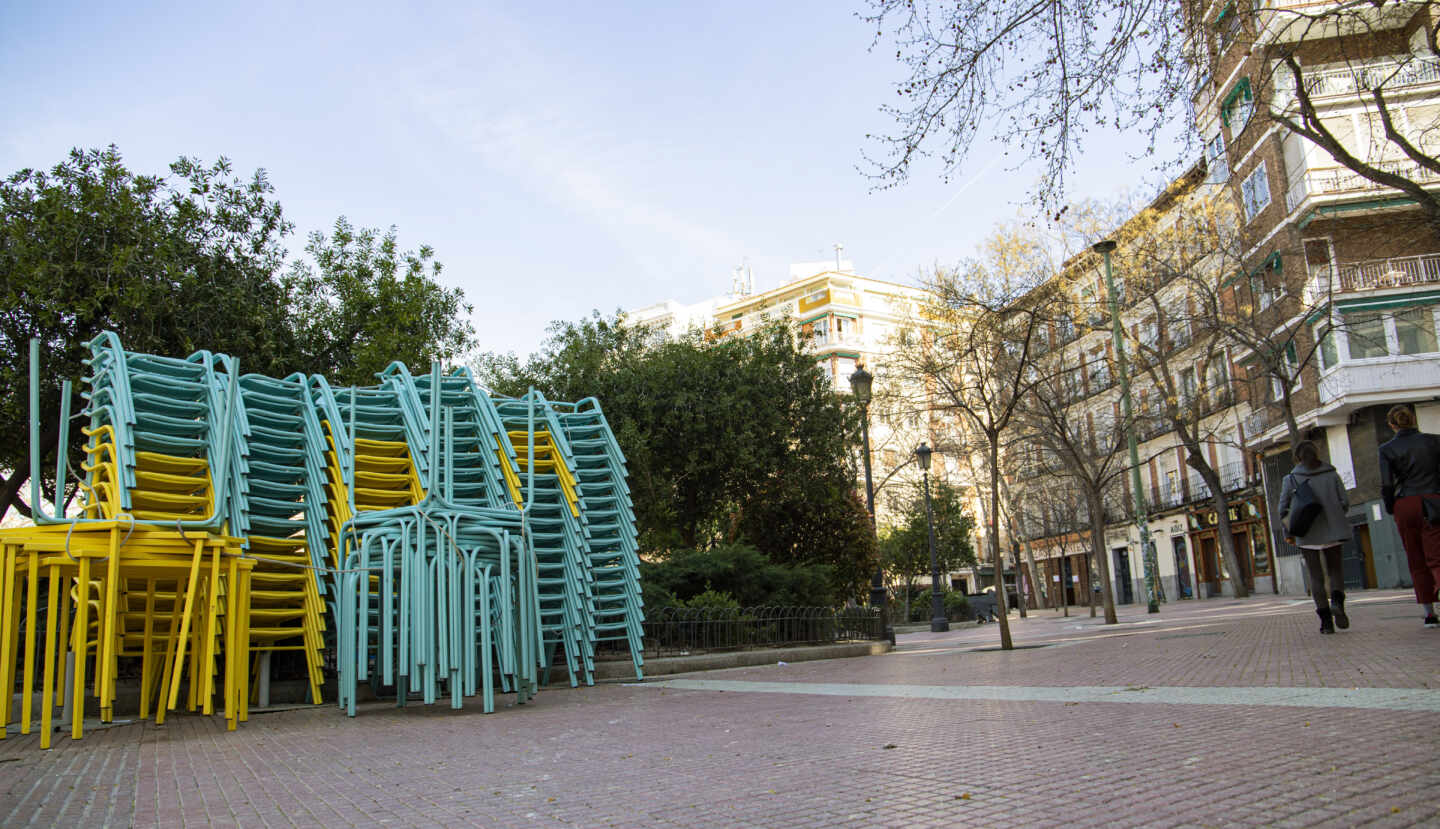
left=640, top=542, right=838, bottom=607
left=944, top=591, right=970, bottom=621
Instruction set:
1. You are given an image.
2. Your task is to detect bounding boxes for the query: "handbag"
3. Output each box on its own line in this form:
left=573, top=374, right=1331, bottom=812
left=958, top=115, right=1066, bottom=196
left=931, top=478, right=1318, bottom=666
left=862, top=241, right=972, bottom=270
left=1287, top=474, right=1324, bottom=536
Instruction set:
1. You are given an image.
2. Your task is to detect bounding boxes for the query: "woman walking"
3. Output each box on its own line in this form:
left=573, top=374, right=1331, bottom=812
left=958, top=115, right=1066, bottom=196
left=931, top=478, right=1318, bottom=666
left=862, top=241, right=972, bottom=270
left=1379, top=404, right=1440, bottom=628
left=1278, top=441, right=1352, bottom=634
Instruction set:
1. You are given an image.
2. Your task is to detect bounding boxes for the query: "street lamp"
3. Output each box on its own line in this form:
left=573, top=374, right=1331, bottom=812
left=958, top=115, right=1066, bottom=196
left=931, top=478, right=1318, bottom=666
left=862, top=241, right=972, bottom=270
left=849, top=366, right=892, bottom=642
left=915, top=441, right=949, bottom=633
left=1092, top=239, right=1161, bottom=614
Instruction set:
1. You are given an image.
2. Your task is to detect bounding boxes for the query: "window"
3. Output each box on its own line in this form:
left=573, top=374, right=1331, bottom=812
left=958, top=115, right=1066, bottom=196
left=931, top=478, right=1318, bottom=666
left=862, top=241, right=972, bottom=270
left=1179, top=367, right=1198, bottom=402
left=1395, top=307, right=1438, bottom=355
left=1089, top=353, right=1111, bottom=390
left=1206, top=134, right=1230, bottom=183
left=1347, top=312, right=1389, bottom=359
left=1241, top=162, right=1271, bottom=221
left=1222, top=78, right=1254, bottom=129
left=1055, top=314, right=1075, bottom=343
left=1315, top=323, right=1338, bottom=370
left=1216, top=3, right=1240, bottom=50
left=1207, top=358, right=1230, bottom=393
left=834, top=316, right=855, bottom=342
left=806, top=317, right=829, bottom=346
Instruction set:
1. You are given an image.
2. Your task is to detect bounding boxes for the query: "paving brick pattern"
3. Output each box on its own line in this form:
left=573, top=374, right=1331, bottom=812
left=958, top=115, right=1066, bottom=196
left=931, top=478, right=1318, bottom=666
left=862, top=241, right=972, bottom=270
left=2, top=591, right=1437, bottom=827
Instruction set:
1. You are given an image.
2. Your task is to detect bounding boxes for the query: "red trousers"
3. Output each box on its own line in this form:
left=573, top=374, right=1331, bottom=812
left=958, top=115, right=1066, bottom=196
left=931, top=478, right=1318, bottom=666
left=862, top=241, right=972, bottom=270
left=1395, top=495, right=1440, bottom=604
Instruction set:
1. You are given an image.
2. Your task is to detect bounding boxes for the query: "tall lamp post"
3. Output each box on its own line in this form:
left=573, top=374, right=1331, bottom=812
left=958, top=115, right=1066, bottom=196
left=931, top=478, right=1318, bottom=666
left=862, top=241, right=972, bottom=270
left=1092, top=239, right=1161, bottom=614
left=849, top=366, right=892, bottom=643
left=915, top=442, right=949, bottom=632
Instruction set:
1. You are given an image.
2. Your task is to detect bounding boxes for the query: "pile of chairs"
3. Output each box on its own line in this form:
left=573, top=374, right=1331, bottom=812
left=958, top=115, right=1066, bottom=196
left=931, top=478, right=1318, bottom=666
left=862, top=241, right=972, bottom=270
left=2, top=331, right=643, bottom=749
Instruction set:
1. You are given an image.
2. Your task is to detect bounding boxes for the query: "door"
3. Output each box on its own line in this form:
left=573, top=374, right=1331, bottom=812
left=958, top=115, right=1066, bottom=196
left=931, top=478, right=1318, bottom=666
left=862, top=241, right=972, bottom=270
left=1113, top=547, right=1134, bottom=604
left=1199, top=535, right=1221, bottom=597
left=1172, top=536, right=1192, bottom=599
left=1062, top=556, right=1076, bottom=606
left=1232, top=530, right=1254, bottom=592
left=1342, top=518, right=1369, bottom=590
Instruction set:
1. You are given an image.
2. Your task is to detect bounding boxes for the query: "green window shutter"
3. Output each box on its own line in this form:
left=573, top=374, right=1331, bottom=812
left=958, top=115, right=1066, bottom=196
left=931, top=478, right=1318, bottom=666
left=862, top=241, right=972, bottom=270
left=1221, top=78, right=1253, bottom=127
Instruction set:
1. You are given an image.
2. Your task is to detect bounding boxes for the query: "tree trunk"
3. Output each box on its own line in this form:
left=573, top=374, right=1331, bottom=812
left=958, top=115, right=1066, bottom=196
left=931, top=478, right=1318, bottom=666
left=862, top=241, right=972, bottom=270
left=1086, top=551, right=1097, bottom=618
left=1087, top=491, right=1119, bottom=624
left=989, top=438, right=1013, bottom=649
left=1022, top=541, right=1048, bottom=610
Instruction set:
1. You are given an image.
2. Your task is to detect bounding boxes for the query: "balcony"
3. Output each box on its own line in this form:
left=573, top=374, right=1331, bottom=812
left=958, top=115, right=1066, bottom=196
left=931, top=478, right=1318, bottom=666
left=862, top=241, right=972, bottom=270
left=1244, top=406, right=1282, bottom=441
left=1273, top=57, right=1440, bottom=110
left=1259, top=1, right=1417, bottom=44
left=1285, top=158, right=1440, bottom=213
left=1336, top=252, right=1440, bottom=293
left=1186, top=460, right=1260, bottom=503
left=1317, top=354, right=1440, bottom=406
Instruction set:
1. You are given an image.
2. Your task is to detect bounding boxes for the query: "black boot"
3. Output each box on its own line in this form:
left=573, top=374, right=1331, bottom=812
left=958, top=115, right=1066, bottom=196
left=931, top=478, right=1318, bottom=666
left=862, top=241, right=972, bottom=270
left=1331, top=591, right=1349, bottom=630
left=1318, top=608, right=1335, bottom=634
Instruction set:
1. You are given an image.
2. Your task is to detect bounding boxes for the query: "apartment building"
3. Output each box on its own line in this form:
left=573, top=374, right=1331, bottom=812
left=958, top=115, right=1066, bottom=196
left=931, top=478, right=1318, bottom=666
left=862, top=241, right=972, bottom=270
left=626, top=261, right=954, bottom=513
left=1195, top=0, right=1440, bottom=594
left=1010, top=168, right=1272, bottom=609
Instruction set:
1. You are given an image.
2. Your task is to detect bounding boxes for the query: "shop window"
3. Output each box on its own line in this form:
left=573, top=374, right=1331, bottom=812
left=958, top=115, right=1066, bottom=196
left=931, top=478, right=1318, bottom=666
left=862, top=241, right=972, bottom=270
left=1395, top=306, right=1438, bottom=355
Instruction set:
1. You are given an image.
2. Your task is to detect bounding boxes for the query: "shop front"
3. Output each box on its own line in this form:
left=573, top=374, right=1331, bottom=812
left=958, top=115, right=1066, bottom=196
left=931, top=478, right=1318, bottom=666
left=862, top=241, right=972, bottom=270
left=1187, top=494, right=1275, bottom=596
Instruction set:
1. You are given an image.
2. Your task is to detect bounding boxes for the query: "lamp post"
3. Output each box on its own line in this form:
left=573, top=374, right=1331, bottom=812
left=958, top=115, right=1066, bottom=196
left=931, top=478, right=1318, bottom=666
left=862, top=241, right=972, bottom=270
left=915, top=441, right=949, bottom=632
left=1092, top=239, right=1161, bottom=614
left=849, top=366, right=892, bottom=642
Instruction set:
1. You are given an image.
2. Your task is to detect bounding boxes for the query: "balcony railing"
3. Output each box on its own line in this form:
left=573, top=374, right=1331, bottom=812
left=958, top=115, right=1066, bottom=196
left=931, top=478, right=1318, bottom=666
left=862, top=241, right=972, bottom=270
left=1274, top=57, right=1440, bottom=108
left=1337, top=252, right=1440, bottom=292
left=1244, top=406, right=1282, bottom=441
left=1187, top=460, right=1261, bottom=503
left=1286, top=158, right=1440, bottom=212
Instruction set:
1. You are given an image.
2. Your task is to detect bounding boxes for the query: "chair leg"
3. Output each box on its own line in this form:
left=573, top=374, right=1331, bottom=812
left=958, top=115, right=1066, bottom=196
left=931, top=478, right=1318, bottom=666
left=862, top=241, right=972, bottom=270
left=21, top=551, right=39, bottom=734
left=40, top=564, right=61, bottom=750
left=71, top=556, right=90, bottom=741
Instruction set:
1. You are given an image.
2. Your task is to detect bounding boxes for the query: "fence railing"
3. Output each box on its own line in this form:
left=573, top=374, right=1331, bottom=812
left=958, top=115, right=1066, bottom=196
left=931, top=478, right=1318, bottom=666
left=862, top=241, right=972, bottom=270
left=1287, top=158, right=1440, bottom=211
left=632, top=606, right=884, bottom=659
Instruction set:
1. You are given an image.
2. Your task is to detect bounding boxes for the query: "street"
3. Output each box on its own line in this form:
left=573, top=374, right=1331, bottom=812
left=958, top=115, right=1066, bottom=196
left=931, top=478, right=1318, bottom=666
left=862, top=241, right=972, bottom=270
left=3, top=591, right=1438, bottom=827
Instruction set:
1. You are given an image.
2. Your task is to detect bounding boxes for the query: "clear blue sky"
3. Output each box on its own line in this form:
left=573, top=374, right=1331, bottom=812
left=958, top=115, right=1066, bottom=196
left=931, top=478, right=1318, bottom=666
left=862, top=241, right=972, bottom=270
left=1, top=1, right=1184, bottom=358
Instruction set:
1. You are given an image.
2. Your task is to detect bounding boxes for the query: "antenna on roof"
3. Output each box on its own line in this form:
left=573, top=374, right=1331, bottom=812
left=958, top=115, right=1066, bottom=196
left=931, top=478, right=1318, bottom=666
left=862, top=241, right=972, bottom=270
left=834, top=243, right=844, bottom=273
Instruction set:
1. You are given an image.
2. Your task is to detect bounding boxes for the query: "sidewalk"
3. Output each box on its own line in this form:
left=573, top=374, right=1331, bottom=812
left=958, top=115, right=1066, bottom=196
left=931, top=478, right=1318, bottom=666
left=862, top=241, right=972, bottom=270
left=2, top=590, right=1437, bottom=827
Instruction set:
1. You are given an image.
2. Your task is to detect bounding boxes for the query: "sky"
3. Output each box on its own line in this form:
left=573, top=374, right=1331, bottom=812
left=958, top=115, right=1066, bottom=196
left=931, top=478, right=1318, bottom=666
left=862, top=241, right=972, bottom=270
left=1, top=0, right=1186, bottom=359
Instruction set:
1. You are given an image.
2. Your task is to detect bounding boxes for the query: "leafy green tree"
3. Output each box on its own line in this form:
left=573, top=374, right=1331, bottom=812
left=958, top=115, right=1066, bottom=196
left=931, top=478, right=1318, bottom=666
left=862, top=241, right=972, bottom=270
left=878, top=479, right=976, bottom=622
left=0, top=146, right=474, bottom=521
left=479, top=315, right=863, bottom=561
left=284, top=218, right=475, bottom=386
left=733, top=478, right=877, bottom=603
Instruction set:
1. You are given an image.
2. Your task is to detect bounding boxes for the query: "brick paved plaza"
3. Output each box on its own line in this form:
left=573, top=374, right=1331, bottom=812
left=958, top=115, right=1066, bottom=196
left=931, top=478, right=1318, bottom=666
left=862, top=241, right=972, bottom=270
left=3, top=590, right=1438, bottom=827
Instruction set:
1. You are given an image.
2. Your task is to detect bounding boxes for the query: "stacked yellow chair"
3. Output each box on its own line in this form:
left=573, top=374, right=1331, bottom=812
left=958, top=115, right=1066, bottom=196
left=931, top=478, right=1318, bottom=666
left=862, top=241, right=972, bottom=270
left=0, top=336, right=253, bottom=749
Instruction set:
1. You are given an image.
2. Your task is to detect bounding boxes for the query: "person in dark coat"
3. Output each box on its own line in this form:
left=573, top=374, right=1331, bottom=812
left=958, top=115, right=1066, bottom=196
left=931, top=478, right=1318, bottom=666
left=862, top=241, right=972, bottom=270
left=1278, top=440, right=1351, bottom=634
left=1378, top=404, right=1440, bottom=628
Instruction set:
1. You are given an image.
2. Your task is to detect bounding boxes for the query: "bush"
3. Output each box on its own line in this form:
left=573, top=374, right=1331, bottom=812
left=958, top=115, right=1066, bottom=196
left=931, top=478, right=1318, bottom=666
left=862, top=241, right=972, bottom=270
left=944, top=591, right=970, bottom=621
left=640, top=542, right=838, bottom=607
left=683, top=588, right=742, bottom=610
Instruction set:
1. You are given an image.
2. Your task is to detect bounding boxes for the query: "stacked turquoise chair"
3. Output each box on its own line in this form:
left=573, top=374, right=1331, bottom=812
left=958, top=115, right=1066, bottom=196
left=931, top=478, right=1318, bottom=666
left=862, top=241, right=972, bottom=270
left=554, top=398, right=644, bottom=679
left=494, top=393, right=595, bottom=687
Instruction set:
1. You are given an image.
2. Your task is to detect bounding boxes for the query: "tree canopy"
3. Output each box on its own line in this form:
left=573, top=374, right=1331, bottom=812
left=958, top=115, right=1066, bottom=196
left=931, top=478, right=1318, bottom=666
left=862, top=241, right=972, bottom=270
left=479, top=314, right=876, bottom=603
left=0, top=146, right=474, bottom=520
left=864, top=1, right=1440, bottom=226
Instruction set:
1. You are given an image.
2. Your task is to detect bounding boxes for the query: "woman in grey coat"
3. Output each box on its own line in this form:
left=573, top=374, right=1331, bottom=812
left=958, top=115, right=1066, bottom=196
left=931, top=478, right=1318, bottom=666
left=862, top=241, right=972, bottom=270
left=1277, top=440, right=1352, bottom=634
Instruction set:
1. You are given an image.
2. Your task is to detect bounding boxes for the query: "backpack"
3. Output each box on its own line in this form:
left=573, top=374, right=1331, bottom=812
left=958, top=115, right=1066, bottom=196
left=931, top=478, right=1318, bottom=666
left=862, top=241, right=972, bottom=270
left=1287, top=474, right=1324, bottom=536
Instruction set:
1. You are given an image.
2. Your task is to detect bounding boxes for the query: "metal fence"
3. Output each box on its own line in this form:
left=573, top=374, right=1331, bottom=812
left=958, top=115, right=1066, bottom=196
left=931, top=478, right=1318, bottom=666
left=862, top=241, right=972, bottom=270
left=624, top=606, right=885, bottom=659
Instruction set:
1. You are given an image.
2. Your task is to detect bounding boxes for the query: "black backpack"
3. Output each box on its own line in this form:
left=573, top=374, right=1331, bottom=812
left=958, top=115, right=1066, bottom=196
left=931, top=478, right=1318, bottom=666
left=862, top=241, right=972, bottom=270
left=1287, top=474, right=1324, bottom=536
